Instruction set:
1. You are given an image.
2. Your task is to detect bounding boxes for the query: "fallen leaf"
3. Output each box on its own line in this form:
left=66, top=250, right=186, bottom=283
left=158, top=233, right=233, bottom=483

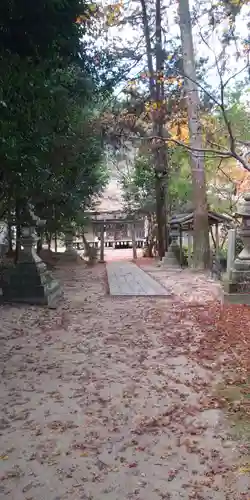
left=128, top=462, right=137, bottom=468
left=238, top=466, right=250, bottom=474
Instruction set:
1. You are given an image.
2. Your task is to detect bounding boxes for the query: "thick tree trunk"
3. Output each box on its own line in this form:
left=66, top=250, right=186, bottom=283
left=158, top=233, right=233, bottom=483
left=82, top=232, right=90, bottom=254
left=15, top=200, right=21, bottom=264
left=37, top=236, right=42, bottom=254
left=46, top=232, right=52, bottom=251
left=54, top=232, right=58, bottom=253
left=140, top=0, right=168, bottom=260
left=36, top=228, right=43, bottom=254
left=7, top=194, right=13, bottom=253
left=154, top=0, right=168, bottom=258
left=144, top=213, right=154, bottom=257
left=7, top=222, right=13, bottom=253
left=178, top=0, right=210, bottom=269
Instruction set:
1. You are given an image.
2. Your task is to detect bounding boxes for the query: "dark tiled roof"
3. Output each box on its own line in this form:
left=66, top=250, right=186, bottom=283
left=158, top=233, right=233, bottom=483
left=170, top=210, right=233, bottom=227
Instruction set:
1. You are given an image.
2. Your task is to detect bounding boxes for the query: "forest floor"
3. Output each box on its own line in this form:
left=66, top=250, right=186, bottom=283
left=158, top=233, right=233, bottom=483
left=0, top=257, right=250, bottom=500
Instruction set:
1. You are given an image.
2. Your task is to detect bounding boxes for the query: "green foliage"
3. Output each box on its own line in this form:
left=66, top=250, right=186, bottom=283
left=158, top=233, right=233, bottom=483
left=168, top=149, right=193, bottom=212
left=0, top=0, right=119, bottom=234
left=122, top=155, right=155, bottom=213
left=0, top=0, right=85, bottom=61
left=121, top=150, right=193, bottom=215
left=213, top=87, right=250, bottom=149
left=0, top=56, right=108, bottom=226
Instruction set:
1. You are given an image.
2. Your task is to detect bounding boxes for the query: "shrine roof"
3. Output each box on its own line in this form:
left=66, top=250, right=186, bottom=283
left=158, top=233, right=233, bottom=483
left=85, top=209, right=144, bottom=223
left=170, top=210, right=233, bottom=229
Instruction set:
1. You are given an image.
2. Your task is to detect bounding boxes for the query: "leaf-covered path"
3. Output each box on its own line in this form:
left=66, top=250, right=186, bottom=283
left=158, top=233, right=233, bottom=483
left=0, top=262, right=249, bottom=500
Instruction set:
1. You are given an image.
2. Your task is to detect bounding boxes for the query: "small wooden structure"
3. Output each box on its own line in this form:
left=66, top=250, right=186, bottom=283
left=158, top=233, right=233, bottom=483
left=169, top=210, right=233, bottom=266
left=84, top=210, right=146, bottom=262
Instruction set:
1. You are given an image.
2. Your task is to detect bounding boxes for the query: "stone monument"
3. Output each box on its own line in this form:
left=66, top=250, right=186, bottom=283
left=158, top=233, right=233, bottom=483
left=63, top=228, right=78, bottom=261
left=223, top=193, right=250, bottom=304
left=1, top=209, right=62, bottom=306
left=160, top=229, right=180, bottom=267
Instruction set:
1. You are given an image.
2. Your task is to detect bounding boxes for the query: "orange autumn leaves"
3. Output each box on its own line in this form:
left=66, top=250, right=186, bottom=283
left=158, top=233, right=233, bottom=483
left=76, top=1, right=123, bottom=26
left=170, top=122, right=189, bottom=143
left=76, top=3, right=98, bottom=23
left=127, top=71, right=185, bottom=136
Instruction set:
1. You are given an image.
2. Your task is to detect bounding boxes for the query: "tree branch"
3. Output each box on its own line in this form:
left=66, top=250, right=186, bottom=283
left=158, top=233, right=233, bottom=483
left=140, top=134, right=250, bottom=170
left=171, top=16, right=250, bottom=171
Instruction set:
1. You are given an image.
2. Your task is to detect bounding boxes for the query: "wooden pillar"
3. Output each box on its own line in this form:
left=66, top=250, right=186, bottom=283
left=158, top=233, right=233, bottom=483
left=114, top=224, right=117, bottom=248
left=215, top=223, right=219, bottom=257
left=131, top=223, right=137, bottom=260
left=99, top=224, right=105, bottom=262
left=179, top=225, right=183, bottom=267
left=187, top=229, right=192, bottom=267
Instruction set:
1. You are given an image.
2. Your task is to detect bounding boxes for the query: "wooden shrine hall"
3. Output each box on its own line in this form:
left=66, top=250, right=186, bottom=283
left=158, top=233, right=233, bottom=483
left=83, top=209, right=146, bottom=261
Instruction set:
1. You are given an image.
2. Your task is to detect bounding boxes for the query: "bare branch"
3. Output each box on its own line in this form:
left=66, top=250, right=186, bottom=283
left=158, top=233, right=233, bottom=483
left=138, top=134, right=250, bottom=171
left=165, top=138, right=234, bottom=159
left=141, top=135, right=232, bottom=157
left=172, top=59, right=250, bottom=171
left=171, top=8, right=250, bottom=172
left=206, top=138, right=232, bottom=153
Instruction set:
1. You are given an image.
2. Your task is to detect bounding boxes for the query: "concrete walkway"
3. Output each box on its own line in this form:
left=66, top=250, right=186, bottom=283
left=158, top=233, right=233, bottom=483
left=106, top=261, right=170, bottom=296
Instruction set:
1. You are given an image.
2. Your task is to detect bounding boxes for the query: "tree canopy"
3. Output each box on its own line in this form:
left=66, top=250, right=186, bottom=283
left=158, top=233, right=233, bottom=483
left=2, top=0, right=250, bottom=262
left=0, top=0, right=122, bottom=235
left=121, top=149, right=193, bottom=215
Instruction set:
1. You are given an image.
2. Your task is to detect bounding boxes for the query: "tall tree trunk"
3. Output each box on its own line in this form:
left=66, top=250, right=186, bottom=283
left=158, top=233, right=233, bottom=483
left=82, top=231, right=91, bottom=255
left=54, top=231, right=58, bottom=253
left=140, top=0, right=168, bottom=260
left=7, top=191, right=13, bottom=253
left=36, top=229, right=43, bottom=254
left=15, top=200, right=21, bottom=264
left=154, top=0, right=168, bottom=258
left=145, top=213, right=155, bottom=257
left=178, top=0, right=210, bottom=269
left=7, top=222, right=13, bottom=253
left=46, top=232, right=52, bottom=251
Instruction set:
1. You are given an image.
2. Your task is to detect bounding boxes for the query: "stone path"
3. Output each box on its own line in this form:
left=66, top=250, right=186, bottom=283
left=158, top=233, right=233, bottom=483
left=0, top=263, right=249, bottom=500
left=137, top=263, right=223, bottom=304
left=106, top=261, right=170, bottom=296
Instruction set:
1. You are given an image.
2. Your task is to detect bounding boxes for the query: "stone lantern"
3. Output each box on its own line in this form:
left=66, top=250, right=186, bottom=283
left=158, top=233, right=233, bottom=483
left=170, top=228, right=179, bottom=244
left=19, top=224, right=42, bottom=263
left=224, top=192, right=250, bottom=304
left=161, top=227, right=179, bottom=267
left=233, top=193, right=250, bottom=270
left=64, top=226, right=78, bottom=261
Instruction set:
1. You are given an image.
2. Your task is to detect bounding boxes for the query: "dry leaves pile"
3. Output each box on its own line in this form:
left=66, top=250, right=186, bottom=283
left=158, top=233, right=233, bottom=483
left=181, top=301, right=250, bottom=374
left=162, top=299, right=250, bottom=425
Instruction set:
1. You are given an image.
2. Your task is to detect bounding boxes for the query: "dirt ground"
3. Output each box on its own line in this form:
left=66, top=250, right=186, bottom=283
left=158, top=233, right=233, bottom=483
left=0, top=259, right=249, bottom=500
